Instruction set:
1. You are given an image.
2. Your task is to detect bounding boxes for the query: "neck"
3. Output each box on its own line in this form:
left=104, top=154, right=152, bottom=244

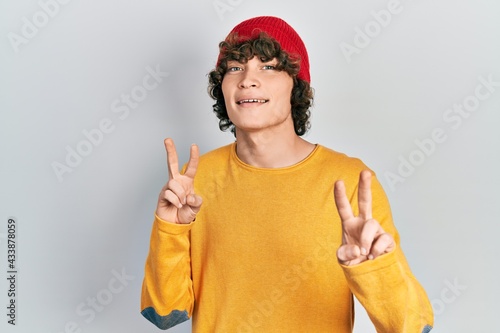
left=235, top=127, right=315, bottom=168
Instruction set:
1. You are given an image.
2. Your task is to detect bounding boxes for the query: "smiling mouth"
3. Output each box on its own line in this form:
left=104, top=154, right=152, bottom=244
left=236, top=99, right=269, bottom=105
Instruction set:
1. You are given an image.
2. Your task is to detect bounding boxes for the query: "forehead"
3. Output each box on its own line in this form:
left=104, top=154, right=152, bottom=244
left=220, top=36, right=283, bottom=61
left=226, top=56, right=277, bottom=64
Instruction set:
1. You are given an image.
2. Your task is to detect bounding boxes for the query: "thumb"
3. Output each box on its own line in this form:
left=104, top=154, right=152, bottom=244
left=337, top=244, right=361, bottom=265
left=187, top=194, right=203, bottom=214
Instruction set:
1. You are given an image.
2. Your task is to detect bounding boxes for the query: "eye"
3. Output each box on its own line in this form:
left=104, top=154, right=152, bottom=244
left=227, top=66, right=242, bottom=72
left=263, top=64, right=276, bottom=70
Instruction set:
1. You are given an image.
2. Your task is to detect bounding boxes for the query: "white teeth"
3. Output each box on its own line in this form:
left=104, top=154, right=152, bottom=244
left=237, top=99, right=268, bottom=104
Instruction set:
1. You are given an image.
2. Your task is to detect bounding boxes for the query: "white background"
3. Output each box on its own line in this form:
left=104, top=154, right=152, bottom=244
left=1, top=0, right=499, bottom=332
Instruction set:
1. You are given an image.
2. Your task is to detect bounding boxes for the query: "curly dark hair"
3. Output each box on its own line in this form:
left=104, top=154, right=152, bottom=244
left=208, top=32, right=313, bottom=136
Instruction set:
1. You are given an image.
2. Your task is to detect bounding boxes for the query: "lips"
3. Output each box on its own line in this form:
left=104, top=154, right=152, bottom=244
left=236, top=99, right=269, bottom=105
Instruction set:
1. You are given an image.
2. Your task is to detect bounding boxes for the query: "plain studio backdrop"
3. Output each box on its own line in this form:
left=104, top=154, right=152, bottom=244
left=1, top=0, right=499, bottom=332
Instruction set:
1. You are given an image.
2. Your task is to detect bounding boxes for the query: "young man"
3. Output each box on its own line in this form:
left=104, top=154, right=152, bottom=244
left=141, top=16, right=434, bottom=332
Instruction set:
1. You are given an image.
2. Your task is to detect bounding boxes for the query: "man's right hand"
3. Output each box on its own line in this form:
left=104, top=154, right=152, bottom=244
left=156, top=138, right=203, bottom=224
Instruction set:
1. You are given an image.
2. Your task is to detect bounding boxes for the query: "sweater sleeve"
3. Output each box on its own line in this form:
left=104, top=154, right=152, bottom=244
left=340, top=175, right=434, bottom=333
left=140, top=214, right=195, bottom=329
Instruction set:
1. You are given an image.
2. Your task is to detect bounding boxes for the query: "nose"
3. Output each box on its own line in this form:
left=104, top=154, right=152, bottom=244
left=238, top=69, right=259, bottom=89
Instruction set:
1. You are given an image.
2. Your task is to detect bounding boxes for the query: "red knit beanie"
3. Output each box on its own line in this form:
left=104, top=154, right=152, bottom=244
left=217, top=16, right=310, bottom=83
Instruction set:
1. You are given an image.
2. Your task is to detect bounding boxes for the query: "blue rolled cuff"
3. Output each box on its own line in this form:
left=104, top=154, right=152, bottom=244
left=141, top=307, right=189, bottom=329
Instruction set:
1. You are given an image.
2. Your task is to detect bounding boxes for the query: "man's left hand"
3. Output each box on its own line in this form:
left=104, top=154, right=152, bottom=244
left=334, top=170, right=395, bottom=266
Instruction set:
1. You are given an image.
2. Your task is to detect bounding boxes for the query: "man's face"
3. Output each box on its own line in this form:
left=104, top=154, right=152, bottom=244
left=221, top=56, right=294, bottom=135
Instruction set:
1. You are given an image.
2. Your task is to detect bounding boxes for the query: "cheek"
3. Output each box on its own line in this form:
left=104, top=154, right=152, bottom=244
left=274, top=76, right=293, bottom=103
left=220, top=80, right=233, bottom=111
left=275, top=85, right=293, bottom=109
left=221, top=80, right=228, bottom=100
left=222, top=79, right=236, bottom=99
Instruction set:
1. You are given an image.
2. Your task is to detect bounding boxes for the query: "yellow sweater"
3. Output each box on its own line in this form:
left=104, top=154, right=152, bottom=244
left=141, top=143, right=433, bottom=332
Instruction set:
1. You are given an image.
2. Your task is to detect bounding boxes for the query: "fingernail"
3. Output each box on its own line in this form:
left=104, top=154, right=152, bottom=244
left=368, top=254, right=374, bottom=260
left=360, top=247, right=367, bottom=255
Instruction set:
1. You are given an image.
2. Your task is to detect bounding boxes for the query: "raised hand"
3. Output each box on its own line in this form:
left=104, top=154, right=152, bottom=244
left=156, top=138, right=203, bottom=224
left=334, top=170, right=395, bottom=266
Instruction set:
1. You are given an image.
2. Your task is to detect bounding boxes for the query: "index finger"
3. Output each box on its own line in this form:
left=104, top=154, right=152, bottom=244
left=183, top=144, right=199, bottom=179
left=334, top=180, right=354, bottom=222
left=164, top=138, right=180, bottom=179
left=358, top=170, right=373, bottom=220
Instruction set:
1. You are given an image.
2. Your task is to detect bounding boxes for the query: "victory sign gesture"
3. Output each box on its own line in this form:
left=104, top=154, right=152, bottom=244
left=334, top=170, right=395, bottom=266
left=156, top=138, right=203, bottom=224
